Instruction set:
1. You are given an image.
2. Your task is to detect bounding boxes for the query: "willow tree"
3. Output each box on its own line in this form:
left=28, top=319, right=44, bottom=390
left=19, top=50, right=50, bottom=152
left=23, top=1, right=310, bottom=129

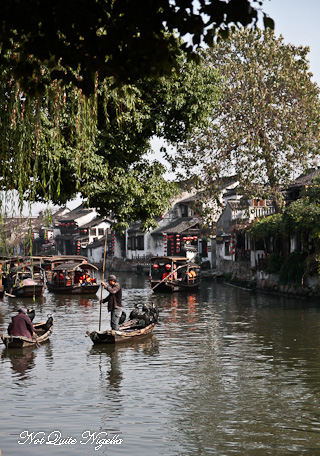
left=0, top=54, right=219, bottom=229
left=168, top=28, right=320, bottom=212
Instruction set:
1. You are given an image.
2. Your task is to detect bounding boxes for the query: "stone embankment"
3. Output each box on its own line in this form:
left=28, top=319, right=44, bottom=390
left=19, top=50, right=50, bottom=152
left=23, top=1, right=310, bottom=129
left=215, top=263, right=320, bottom=298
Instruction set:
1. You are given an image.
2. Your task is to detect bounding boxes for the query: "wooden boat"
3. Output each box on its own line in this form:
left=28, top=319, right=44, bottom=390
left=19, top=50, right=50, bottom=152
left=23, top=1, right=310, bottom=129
left=3, top=261, right=45, bottom=297
left=87, top=319, right=156, bottom=344
left=46, top=261, right=100, bottom=295
left=1, top=315, right=54, bottom=348
left=149, top=256, right=201, bottom=292
left=41, top=255, right=89, bottom=282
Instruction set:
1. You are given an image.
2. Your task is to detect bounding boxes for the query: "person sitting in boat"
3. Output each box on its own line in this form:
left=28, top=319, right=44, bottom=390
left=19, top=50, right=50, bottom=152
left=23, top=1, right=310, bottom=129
left=187, top=269, right=197, bottom=282
left=172, top=264, right=178, bottom=280
left=80, top=272, right=91, bottom=286
left=162, top=264, right=172, bottom=281
left=100, top=275, right=122, bottom=331
left=7, top=308, right=37, bottom=340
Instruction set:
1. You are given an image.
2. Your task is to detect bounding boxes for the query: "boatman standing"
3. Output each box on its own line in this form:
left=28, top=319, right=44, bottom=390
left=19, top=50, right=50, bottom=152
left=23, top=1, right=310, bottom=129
left=101, top=275, right=122, bottom=330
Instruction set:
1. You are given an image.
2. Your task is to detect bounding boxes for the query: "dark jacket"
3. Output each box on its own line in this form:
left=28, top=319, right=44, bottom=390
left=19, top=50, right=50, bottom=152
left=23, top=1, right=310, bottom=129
left=8, top=313, right=34, bottom=339
left=103, top=282, right=122, bottom=311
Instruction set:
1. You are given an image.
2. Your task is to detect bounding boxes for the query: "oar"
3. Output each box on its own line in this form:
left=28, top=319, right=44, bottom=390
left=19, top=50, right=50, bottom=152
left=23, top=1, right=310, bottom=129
left=99, top=231, right=108, bottom=331
left=4, top=291, right=16, bottom=298
left=33, top=333, right=41, bottom=348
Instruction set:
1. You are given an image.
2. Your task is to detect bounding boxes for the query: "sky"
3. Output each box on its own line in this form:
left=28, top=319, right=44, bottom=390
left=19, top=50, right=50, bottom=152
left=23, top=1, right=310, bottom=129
left=20, top=0, right=320, bottom=215
left=263, top=0, right=320, bottom=83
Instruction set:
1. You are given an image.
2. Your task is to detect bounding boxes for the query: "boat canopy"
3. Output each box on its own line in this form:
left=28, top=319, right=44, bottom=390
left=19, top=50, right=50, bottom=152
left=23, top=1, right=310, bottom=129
left=52, top=261, right=98, bottom=272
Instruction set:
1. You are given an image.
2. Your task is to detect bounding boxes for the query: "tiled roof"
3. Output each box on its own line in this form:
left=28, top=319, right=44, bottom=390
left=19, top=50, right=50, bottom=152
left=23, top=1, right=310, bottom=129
left=287, top=168, right=320, bottom=188
left=58, top=204, right=95, bottom=221
left=88, top=238, right=106, bottom=249
left=152, top=217, right=200, bottom=235
left=80, top=217, right=111, bottom=229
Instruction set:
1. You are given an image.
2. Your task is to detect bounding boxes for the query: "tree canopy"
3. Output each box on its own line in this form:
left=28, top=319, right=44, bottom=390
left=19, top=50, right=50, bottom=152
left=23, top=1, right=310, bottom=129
left=168, top=28, right=320, bottom=212
left=0, top=1, right=273, bottom=229
left=1, top=0, right=272, bottom=96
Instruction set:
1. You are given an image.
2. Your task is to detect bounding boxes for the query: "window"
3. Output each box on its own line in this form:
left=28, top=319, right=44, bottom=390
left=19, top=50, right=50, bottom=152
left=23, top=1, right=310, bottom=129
left=201, top=239, right=207, bottom=256
left=225, top=241, right=230, bottom=256
left=128, top=236, right=134, bottom=250
left=98, top=228, right=104, bottom=236
left=90, top=228, right=96, bottom=236
left=181, top=205, right=188, bottom=217
left=127, top=235, right=144, bottom=250
left=137, top=235, right=144, bottom=250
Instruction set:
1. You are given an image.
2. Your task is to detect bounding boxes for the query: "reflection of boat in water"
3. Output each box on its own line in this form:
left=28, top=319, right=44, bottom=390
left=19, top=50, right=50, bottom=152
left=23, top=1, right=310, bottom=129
left=149, top=256, right=201, bottom=292
left=1, top=348, right=36, bottom=379
left=1, top=315, right=54, bottom=349
left=46, top=261, right=100, bottom=295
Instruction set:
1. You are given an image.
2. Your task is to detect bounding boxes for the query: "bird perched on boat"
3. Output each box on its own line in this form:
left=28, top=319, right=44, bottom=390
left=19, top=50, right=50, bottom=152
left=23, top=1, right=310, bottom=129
left=129, top=307, right=139, bottom=320
left=43, top=315, right=54, bottom=332
left=27, top=308, right=35, bottom=321
left=142, top=304, right=149, bottom=313
left=149, top=303, right=159, bottom=323
left=119, top=311, right=126, bottom=325
left=141, top=312, right=150, bottom=325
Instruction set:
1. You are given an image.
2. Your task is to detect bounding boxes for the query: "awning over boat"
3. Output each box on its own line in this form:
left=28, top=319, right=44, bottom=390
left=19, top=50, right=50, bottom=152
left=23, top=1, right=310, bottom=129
left=52, top=261, right=98, bottom=272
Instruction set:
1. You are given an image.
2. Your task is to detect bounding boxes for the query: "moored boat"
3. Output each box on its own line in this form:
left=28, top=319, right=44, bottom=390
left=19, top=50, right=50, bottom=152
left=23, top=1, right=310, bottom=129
left=1, top=315, right=54, bottom=348
left=149, top=256, right=201, bottom=292
left=4, top=261, right=45, bottom=298
left=46, top=261, right=100, bottom=295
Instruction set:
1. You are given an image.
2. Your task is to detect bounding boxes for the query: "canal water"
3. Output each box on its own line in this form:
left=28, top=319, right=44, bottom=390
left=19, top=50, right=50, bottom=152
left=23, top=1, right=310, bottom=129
left=1, top=273, right=320, bottom=456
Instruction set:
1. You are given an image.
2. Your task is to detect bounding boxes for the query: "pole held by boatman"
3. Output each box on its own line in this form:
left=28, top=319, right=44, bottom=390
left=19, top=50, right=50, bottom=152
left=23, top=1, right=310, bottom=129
left=100, top=275, right=122, bottom=330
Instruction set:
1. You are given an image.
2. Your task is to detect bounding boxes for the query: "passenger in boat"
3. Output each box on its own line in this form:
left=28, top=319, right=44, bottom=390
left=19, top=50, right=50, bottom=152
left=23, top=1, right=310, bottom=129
left=187, top=269, right=197, bottom=282
left=162, top=264, right=172, bottom=281
left=100, top=275, right=122, bottom=330
left=7, top=308, right=37, bottom=340
left=79, top=271, right=91, bottom=286
left=172, top=264, right=178, bottom=280
left=83, top=272, right=91, bottom=285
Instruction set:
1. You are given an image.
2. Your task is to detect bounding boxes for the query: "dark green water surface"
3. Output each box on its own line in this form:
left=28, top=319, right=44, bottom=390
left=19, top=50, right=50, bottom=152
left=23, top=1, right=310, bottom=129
left=1, top=273, right=320, bottom=456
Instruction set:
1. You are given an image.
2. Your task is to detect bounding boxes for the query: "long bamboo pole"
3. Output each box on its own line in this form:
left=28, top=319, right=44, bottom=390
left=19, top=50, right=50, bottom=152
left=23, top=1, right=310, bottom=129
left=151, top=264, right=188, bottom=291
left=99, top=231, right=108, bottom=331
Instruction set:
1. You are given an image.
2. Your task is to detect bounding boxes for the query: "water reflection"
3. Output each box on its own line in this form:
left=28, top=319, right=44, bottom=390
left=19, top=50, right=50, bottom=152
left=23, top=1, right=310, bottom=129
left=1, top=348, right=36, bottom=381
left=1, top=276, right=320, bottom=456
left=90, top=345, right=123, bottom=391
